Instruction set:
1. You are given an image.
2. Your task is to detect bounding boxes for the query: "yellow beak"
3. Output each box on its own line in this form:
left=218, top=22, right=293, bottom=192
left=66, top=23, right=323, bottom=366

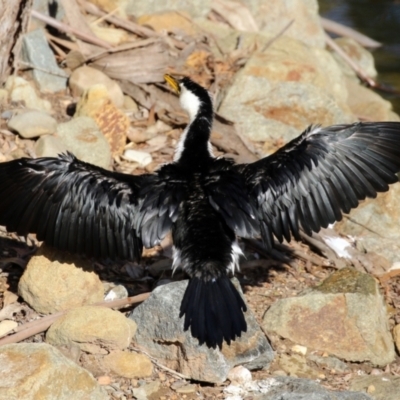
left=164, top=74, right=181, bottom=94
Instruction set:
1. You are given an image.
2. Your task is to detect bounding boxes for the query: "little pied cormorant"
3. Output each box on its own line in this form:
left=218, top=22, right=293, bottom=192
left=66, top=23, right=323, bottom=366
left=1, top=75, right=400, bottom=349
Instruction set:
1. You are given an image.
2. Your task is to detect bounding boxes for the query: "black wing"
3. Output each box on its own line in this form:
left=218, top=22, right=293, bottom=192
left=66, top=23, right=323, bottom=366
left=238, top=122, right=400, bottom=249
left=0, top=153, right=154, bottom=260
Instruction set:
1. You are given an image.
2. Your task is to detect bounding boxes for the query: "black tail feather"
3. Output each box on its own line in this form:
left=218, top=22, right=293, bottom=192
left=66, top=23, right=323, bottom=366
left=180, top=277, right=247, bottom=348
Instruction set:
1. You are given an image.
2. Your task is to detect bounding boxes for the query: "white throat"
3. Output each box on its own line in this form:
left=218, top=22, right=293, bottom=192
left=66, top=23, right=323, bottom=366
left=173, top=84, right=214, bottom=161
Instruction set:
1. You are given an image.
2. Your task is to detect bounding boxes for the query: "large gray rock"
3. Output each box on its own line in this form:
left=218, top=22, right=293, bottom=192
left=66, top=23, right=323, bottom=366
left=224, top=376, right=373, bottom=400
left=263, top=268, right=395, bottom=366
left=21, top=29, right=68, bottom=93
left=0, top=343, right=108, bottom=400
left=56, top=116, right=112, bottom=169
left=130, top=279, right=273, bottom=383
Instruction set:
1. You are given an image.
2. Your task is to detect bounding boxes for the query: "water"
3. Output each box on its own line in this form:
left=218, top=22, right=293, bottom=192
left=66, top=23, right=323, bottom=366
left=318, top=0, right=400, bottom=113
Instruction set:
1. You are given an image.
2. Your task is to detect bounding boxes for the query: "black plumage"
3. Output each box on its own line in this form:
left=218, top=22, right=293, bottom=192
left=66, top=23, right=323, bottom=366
left=1, top=75, right=400, bottom=348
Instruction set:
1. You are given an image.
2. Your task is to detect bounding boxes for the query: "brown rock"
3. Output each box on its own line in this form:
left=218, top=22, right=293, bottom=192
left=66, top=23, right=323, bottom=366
left=75, top=84, right=129, bottom=156
left=0, top=343, right=108, bottom=400
left=102, top=351, right=153, bottom=378
left=18, top=245, right=104, bottom=314
left=46, top=306, right=137, bottom=351
left=263, top=268, right=395, bottom=366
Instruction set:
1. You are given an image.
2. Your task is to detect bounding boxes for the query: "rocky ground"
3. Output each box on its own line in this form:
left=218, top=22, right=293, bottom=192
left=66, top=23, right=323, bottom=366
left=1, top=0, right=400, bottom=399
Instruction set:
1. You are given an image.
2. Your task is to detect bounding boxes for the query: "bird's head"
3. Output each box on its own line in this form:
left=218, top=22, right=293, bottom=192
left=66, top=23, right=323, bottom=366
left=164, top=75, right=213, bottom=123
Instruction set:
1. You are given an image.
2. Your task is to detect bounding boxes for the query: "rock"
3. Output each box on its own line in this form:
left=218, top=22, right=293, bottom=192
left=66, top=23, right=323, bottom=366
left=130, top=279, right=273, bottom=384
left=123, top=149, right=152, bottom=166
left=90, top=25, right=129, bottom=46
left=7, top=110, right=57, bottom=138
left=262, top=268, right=395, bottom=366
left=0, top=89, right=8, bottom=104
left=69, top=66, right=125, bottom=108
left=104, top=284, right=129, bottom=301
left=126, top=0, right=211, bottom=18
left=0, top=343, right=108, bottom=400
left=35, top=134, right=69, bottom=157
left=307, top=354, right=349, bottom=373
left=227, top=365, right=252, bottom=385
left=332, top=37, right=377, bottom=79
left=21, top=29, right=68, bottom=93
left=223, top=376, right=373, bottom=399
left=335, top=181, right=400, bottom=263
left=46, top=306, right=136, bottom=351
left=18, top=244, right=104, bottom=314
left=345, top=78, right=400, bottom=122
left=242, top=0, right=326, bottom=48
left=56, top=116, right=112, bottom=169
left=218, top=35, right=354, bottom=149
left=131, top=381, right=161, bottom=400
left=123, top=95, right=139, bottom=112
left=392, top=324, right=400, bottom=353
left=138, top=11, right=199, bottom=35
left=350, top=375, right=400, bottom=400
left=277, top=353, right=321, bottom=379
left=0, top=320, right=18, bottom=337
left=102, top=351, right=153, bottom=378
left=75, top=84, right=129, bottom=156
left=5, top=75, right=52, bottom=112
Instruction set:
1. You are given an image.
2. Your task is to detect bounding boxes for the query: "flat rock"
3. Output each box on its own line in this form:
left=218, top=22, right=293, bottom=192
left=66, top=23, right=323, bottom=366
left=5, top=75, right=52, bottom=112
left=242, top=0, right=326, bottom=48
left=35, top=134, right=69, bottom=158
left=0, top=343, right=108, bottom=400
left=262, top=268, right=394, bottom=366
left=224, top=376, right=373, bottom=399
left=18, top=244, right=104, bottom=314
left=7, top=110, right=57, bottom=138
left=56, top=116, right=112, bottom=169
left=101, top=351, right=153, bottom=378
left=138, top=11, right=199, bottom=35
left=335, top=181, right=400, bottom=263
left=69, top=65, right=125, bottom=108
left=350, top=375, right=400, bottom=400
left=130, top=279, right=273, bottom=384
left=46, top=306, right=136, bottom=351
left=218, top=35, right=354, bottom=149
left=75, top=84, right=129, bottom=156
left=21, top=28, right=68, bottom=93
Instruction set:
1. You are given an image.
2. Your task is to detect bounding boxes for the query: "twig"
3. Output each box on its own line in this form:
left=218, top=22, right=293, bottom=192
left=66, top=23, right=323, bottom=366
left=0, top=292, right=150, bottom=346
left=324, top=32, right=376, bottom=87
left=30, top=10, right=113, bottom=50
left=260, top=19, right=294, bottom=52
left=320, top=17, right=381, bottom=49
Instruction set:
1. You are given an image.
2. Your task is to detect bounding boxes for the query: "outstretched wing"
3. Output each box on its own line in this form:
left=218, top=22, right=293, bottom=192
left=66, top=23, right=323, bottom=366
left=238, top=122, right=400, bottom=249
left=0, top=153, right=153, bottom=260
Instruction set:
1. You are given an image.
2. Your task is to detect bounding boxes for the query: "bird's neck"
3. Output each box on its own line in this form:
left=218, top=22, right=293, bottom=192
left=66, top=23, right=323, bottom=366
left=174, top=108, right=213, bottom=164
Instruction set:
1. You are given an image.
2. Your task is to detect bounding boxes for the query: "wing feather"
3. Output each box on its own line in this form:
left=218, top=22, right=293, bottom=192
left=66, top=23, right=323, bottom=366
left=239, top=122, right=400, bottom=248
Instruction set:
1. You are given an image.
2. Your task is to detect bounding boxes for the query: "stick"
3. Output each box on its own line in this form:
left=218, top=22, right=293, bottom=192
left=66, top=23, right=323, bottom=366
left=0, top=292, right=150, bottom=346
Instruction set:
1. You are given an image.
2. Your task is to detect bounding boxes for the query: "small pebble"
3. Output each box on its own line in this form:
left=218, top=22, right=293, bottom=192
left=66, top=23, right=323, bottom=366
left=97, top=375, right=112, bottom=385
left=0, top=320, right=18, bottom=337
left=123, top=149, right=152, bottom=167
left=227, top=366, right=252, bottom=385
left=291, top=345, right=307, bottom=355
left=175, top=384, right=197, bottom=394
